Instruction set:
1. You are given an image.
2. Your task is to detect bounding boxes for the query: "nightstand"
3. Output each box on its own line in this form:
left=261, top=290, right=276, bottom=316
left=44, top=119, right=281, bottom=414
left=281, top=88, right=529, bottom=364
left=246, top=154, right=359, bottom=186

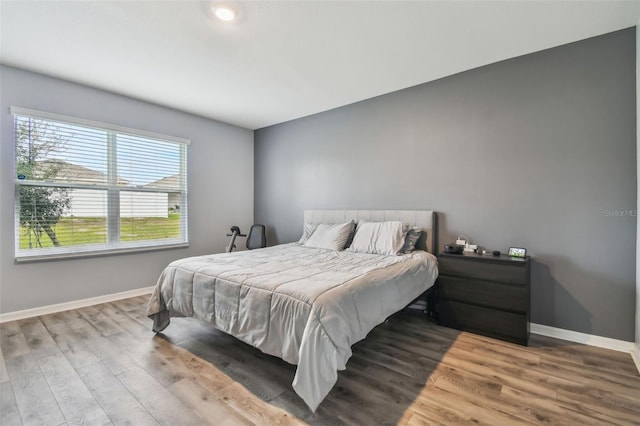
left=437, top=252, right=531, bottom=345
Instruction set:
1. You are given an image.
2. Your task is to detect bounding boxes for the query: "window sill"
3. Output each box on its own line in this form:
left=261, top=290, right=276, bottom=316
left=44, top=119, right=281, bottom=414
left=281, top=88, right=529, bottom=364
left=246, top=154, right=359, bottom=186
left=15, top=242, right=189, bottom=263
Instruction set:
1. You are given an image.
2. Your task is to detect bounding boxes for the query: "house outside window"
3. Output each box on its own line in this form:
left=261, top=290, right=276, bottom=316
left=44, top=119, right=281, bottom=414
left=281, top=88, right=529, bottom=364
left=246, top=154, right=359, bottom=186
left=13, top=107, right=189, bottom=261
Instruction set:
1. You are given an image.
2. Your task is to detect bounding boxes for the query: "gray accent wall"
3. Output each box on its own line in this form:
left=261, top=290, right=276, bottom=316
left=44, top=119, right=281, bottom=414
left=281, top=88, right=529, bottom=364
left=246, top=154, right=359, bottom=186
left=0, top=65, right=254, bottom=314
left=255, top=29, right=637, bottom=341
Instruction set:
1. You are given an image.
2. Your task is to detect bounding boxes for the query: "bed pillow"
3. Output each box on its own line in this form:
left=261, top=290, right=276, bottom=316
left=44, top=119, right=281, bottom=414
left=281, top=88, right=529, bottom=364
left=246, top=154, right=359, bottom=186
left=303, top=221, right=354, bottom=251
left=298, top=223, right=318, bottom=244
left=348, top=220, right=405, bottom=255
left=399, top=226, right=424, bottom=253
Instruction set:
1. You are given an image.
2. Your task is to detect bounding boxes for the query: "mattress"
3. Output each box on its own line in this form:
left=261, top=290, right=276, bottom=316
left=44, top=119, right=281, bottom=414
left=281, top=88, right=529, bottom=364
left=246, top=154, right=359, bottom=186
left=147, top=243, right=438, bottom=411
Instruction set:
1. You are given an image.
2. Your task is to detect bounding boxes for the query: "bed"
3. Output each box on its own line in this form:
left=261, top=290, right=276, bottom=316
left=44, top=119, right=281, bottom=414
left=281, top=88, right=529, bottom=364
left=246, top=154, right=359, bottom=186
left=147, top=209, right=439, bottom=411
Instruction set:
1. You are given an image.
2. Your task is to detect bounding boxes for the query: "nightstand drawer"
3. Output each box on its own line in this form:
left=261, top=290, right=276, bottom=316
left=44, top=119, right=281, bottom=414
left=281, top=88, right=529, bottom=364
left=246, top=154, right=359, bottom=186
left=438, top=257, right=527, bottom=285
left=438, top=276, right=528, bottom=313
left=439, top=300, right=528, bottom=344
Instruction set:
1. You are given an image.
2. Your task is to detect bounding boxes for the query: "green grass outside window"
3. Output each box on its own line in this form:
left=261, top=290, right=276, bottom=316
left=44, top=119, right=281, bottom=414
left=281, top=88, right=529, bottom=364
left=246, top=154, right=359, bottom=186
left=19, top=213, right=180, bottom=249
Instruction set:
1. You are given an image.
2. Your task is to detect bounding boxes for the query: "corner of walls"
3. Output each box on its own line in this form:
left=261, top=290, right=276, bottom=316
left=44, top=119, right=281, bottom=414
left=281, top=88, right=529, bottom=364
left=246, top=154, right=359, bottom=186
left=636, top=17, right=640, bottom=371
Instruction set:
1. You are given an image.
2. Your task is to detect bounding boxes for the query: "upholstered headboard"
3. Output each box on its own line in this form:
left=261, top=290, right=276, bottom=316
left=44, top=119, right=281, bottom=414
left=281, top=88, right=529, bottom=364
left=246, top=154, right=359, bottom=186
left=303, top=210, right=438, bottom=254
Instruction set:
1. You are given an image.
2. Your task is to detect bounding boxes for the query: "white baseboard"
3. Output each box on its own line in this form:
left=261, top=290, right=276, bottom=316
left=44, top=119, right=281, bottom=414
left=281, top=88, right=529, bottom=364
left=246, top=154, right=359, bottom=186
left=531, top=323, right=635, bottom=354
left=531, top=323, right=640, bottom=375
left=632, top=343, right=640, bottom=374
left=0, top=286, right=154, bottom=323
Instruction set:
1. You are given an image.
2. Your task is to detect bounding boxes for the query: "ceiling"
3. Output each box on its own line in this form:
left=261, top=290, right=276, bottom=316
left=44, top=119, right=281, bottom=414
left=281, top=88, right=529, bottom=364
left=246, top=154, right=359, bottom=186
left=1, top=1, right=638, bottom=130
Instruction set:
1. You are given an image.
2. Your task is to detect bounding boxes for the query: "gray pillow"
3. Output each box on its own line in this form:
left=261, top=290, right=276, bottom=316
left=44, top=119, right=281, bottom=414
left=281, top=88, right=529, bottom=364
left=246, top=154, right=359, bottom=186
left=400, top=226, right=423, bottom=253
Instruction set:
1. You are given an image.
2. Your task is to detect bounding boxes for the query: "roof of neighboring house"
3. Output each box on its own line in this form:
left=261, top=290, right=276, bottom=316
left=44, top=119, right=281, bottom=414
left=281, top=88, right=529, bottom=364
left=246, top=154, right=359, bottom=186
left=36, top=160, right=129, bottom=185
left=145, top=174, right=180, bottom=190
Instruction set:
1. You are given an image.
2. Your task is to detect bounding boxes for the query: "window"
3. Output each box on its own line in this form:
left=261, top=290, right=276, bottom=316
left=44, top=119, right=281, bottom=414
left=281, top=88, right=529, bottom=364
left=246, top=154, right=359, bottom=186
left=13, top=107, right=189, bottom=261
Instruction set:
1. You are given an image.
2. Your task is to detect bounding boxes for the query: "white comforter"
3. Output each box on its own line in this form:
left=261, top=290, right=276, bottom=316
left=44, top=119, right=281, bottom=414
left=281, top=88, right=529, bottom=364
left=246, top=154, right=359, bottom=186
left=147, top=243, right=438, bottom=411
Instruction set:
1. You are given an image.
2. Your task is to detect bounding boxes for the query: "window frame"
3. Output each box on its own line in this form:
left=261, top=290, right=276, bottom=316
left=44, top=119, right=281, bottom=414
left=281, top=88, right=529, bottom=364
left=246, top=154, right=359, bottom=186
left=12, top=107, right=190, bottom=262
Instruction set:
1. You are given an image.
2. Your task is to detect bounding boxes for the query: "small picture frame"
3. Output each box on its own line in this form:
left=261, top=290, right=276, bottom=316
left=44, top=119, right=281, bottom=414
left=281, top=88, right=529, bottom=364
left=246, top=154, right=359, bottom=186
left=508, top=247, right=527, bottom=258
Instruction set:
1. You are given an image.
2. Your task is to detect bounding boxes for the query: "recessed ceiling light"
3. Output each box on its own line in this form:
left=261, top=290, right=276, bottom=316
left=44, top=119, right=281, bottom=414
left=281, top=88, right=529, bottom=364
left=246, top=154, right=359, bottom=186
left=213, top=5, right=236, bottom=22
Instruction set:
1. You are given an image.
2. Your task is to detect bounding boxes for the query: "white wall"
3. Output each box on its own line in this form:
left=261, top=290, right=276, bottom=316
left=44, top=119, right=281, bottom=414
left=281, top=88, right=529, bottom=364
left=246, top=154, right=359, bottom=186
left=0, top=65, right=254, bottom=313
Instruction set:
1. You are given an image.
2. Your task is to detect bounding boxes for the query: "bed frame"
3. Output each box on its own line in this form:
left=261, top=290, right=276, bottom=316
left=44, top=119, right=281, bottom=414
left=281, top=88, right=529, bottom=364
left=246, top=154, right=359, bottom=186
left=303, top=209, right=438, bottom=254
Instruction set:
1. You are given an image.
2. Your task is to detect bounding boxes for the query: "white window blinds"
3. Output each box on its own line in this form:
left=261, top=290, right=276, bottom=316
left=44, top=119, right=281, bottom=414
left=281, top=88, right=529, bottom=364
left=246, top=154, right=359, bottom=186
left=12, top=107, right=189, bottom=261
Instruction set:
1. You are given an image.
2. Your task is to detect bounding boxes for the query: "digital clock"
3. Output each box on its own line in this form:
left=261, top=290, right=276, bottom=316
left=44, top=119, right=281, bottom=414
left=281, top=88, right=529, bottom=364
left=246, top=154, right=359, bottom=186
left=508, top=247, right=527, bottom=258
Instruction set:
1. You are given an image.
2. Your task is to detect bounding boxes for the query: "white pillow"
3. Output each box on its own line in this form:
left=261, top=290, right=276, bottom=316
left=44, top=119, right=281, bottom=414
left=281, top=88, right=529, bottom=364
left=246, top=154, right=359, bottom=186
left=348, top=220, right=405, bottom=255
left=303, top=222, right=354, bottom=251
left=298, top=223, right=318, bottom=244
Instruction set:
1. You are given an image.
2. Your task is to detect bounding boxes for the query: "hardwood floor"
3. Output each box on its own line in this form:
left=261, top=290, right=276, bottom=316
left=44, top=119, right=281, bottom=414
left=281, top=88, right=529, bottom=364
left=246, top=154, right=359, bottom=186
left=1, top=295, right=639, bottom=425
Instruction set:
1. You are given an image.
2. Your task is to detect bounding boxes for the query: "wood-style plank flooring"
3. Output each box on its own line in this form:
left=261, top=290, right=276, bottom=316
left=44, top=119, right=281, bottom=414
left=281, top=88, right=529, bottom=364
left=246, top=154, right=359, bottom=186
left=1, top=295, right=639, bottom=425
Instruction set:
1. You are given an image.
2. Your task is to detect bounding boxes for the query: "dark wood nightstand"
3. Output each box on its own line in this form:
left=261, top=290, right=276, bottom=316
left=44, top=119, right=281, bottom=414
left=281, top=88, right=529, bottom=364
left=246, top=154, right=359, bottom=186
left=437, top=252, right=531, bottom=345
